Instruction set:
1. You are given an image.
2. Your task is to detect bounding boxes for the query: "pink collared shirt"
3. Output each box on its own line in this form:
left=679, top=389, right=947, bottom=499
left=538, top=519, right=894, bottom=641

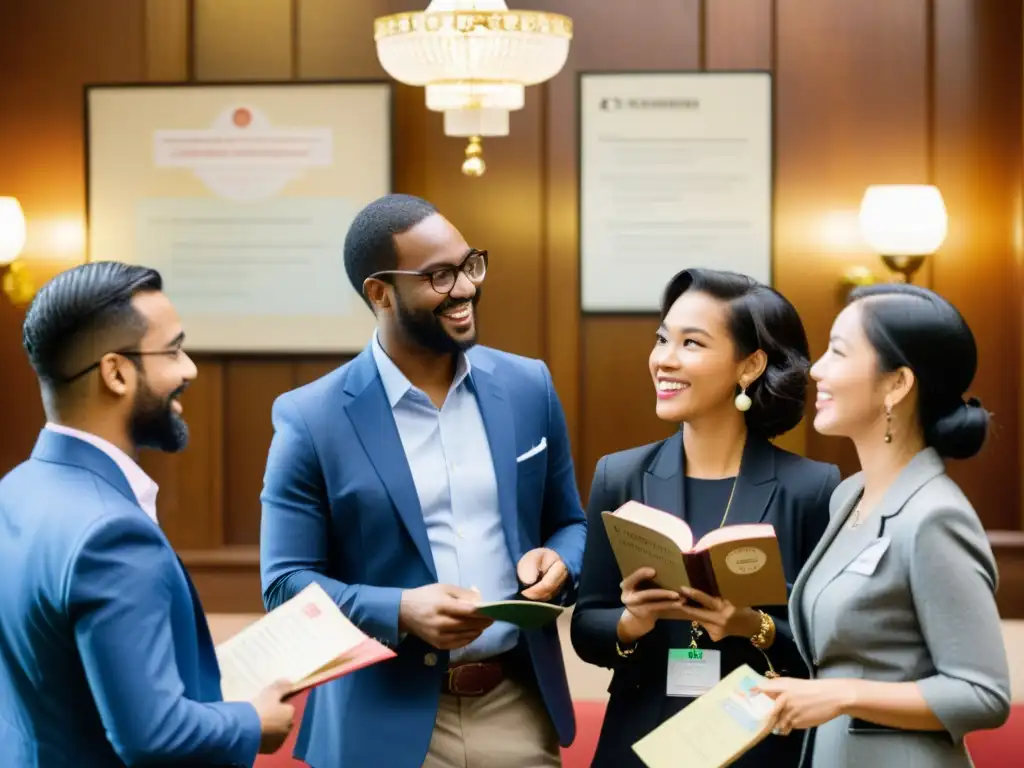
left=44, top=422, right=160, bottom=525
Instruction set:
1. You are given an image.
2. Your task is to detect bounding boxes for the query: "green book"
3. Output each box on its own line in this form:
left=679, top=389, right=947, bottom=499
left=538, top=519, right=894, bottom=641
left=472, top=600, right=564, bottom=629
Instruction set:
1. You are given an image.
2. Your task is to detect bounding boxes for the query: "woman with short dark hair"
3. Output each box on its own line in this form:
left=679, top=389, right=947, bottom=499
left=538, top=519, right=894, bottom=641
left=571, top=267, right=840, bottom=768
left=758, top=283, right=1011, bottom=767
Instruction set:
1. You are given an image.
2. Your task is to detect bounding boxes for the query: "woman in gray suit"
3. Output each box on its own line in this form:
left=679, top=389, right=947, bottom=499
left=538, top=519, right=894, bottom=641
left=757, top=283, right=1011, bottom=766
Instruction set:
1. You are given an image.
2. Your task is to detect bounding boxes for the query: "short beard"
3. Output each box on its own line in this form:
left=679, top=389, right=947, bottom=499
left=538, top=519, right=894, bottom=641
left=393, top=288, right=481, bottom=356
left=129, top=377, right=189, bottom=453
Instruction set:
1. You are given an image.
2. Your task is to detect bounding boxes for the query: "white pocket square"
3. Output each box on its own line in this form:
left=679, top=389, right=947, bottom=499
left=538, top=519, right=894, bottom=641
left=516, top=437, right=547, bottom=463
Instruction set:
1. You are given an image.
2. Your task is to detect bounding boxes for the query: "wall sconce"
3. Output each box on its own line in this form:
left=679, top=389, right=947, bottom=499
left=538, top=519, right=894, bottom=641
left=854, top=184, right=948, bottom=284
left=0, top=196, right=34, bottom=306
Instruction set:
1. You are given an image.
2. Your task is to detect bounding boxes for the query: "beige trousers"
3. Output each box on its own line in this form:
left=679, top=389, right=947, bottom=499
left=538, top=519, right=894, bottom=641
left=422, top=678, right=562, bottom=768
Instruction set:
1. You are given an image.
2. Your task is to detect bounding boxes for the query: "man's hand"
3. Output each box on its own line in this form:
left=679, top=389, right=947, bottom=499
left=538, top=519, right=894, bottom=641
left=398, top=584, right=494, bottom=650
left=251, top=679, right=296, bottom=754
left=517, top=547, right=568, bottom=601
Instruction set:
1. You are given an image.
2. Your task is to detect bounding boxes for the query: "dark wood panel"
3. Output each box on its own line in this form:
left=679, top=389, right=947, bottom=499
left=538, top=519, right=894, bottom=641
left=139, top=359, right=225, bottom=548
left=705, top=0, right=774, bottom=70
left=193, top=0, right=294, bottom=81
left=180, top=547, right=266, bottom=613
left=296, top=0, right=389, bottom=79
left=580, top=318, right=675, bottom=474
left=544, top=0, right=702, bottom=499
left=222, top=361, right=298, bottom=544
left=774, top=0, right=930, bottom=478
left=990, top=531, right=1024, bottom=619
left=145, top=0, right=190, bottom=81
left=294, top=358, right=347, bottom=386
left=0, top=0, right=148, bottom=475
left=931, top=0, right=1023, bottom=529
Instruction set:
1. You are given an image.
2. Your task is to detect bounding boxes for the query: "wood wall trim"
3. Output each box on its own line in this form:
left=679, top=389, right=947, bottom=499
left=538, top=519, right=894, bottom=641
left=181, top=532, right=1024, bottom=617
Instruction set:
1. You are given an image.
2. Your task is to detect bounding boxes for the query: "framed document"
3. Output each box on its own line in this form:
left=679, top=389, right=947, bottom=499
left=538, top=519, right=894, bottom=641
left=578, top=71, right=773, bottom=314
left=85, top=81, right=393, bottom=353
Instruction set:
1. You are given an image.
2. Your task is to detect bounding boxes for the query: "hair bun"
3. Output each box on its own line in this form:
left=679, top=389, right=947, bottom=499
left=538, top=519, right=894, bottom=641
left=925, top=397, right=990, bottom=460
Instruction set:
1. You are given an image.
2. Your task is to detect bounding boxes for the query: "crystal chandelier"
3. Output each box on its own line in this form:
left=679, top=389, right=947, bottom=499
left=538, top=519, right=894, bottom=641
left=374, top=1, right=573, bottom=176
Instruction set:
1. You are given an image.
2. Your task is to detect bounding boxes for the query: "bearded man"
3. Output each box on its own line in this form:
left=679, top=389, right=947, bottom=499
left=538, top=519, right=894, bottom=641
left=0, top=261, right=295, bottom=766
left=259, top=194, right=587, bottom=768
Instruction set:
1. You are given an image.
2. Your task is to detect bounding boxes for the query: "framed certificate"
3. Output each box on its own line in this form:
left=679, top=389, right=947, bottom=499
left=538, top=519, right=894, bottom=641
left=578, top=71, right=773, bottom=314
left=85, top=80, right=393, bottom=353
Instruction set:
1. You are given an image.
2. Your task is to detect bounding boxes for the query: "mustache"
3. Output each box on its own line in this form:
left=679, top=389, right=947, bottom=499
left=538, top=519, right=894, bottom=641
left=434, top=291, right=480, bottom=316
left=168, top=383, right=189, bottom=402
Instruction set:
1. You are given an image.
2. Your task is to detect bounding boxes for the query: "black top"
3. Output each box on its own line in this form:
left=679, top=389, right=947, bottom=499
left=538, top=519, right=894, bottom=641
left=570, top=432, right=841, bottom=768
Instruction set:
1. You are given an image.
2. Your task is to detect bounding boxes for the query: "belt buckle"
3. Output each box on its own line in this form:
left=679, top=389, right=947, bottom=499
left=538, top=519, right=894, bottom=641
left=448, top=663, right=488, bottom=696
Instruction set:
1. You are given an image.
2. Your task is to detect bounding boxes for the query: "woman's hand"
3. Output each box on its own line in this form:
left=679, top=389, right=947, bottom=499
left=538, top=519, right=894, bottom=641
left=675, top=586, right=763, bottom=642
left=754, top=677, right=856, bottom=735
left=616, top=567, right=687, bottom=645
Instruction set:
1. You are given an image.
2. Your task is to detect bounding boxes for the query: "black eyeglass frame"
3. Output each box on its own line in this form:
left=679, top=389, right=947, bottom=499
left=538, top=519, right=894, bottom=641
left=63, top=348, right=180, bottom=384
left=365, top=249, right=488, bottom=295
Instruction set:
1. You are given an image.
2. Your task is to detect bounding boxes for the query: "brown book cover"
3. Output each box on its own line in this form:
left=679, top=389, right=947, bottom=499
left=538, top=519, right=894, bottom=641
left=601, top=501, right=788, bottom=607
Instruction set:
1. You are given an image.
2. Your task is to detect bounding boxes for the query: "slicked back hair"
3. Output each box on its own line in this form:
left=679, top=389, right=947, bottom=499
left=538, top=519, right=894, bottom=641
left=22, top=261, right=163, bottom=405
left=343, top=193, right=438, bottom=307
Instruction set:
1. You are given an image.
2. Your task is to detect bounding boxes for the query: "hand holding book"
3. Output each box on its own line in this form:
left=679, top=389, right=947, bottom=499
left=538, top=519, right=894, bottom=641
left=602, top=501, right=789, bottom=607
left=215, top=583, right=396, bottom=704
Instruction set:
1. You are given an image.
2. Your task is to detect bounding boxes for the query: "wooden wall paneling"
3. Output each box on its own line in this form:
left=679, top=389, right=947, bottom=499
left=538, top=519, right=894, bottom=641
left=386, top=63, right=547, bottom=359
left=774, top=0, right=931, bottom=478
left=296, top=0, right=388, bottom=80
left=705, top=0, right=774, bottom=71
left=932, top=0, right=1023, bottom=529
left=704, top=0, right=808, bottom=460
left=294, top=358, right=347, bottom=386
left=190, top=0, right=298, bottom=547
left=145, top=0, right=191, bottom=81
left=0, top=0, right=148, bottom=476
left=222, top=361, right=298, bottom=544
left=142, top=360, right=226, bottom=547
left=193, top=0, right=295, bottom=82
left=544, top=0, right=702, bottom=500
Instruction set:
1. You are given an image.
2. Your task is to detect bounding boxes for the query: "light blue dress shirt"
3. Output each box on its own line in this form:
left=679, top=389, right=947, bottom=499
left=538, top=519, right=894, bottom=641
left=371, top=333, right=519, bottom=662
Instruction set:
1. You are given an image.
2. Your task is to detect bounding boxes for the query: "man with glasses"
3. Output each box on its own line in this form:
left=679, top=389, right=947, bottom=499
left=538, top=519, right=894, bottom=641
left=260, top=193, right=587, bottom=768
left=0, top=261, right=295, bottom=766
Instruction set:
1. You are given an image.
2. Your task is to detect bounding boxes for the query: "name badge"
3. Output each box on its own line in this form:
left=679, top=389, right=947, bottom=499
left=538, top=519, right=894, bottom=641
left=845, top=537, right=891, bottom=577
left=666, top=648, right=721, bottom=697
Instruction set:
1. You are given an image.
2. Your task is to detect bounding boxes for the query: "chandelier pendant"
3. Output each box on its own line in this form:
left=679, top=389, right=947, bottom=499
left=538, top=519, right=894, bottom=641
left=374, top=1, right=573, bottom=176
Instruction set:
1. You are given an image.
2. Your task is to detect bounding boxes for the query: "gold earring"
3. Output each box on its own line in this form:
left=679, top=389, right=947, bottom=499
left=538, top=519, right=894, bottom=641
left=884, top=403, right=893, bottom=443
left=734, top=387, right=752, bottom=412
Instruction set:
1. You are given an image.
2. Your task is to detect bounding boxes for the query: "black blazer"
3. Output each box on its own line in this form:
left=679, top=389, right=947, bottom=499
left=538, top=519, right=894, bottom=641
left=570, top=432, right=840, bottom=768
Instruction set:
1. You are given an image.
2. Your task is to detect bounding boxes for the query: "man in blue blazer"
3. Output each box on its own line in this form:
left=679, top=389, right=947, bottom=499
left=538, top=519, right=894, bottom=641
left=260, top=194, right=588, bottom=768
left=0, top=261, right=294, bottom=766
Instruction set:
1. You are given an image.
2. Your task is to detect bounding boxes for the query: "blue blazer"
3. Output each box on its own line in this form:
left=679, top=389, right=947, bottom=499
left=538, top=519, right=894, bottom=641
left=260, top=344, right=587, bottom=768
left=0, top=430, right=262, bottom=767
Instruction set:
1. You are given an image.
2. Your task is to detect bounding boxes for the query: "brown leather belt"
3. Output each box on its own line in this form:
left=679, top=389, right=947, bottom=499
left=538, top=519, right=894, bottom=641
left=442, top=651, right=521, bottom=697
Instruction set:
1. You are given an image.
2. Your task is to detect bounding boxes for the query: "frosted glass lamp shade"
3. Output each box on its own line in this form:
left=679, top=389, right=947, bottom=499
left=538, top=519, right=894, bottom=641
left=858, top=185, right=948, bottom=255
left=0, top=197, right=26, bottom=266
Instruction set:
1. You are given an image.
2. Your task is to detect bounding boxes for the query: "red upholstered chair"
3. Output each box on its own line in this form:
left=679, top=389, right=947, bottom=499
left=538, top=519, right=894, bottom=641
left=965, top=704, right=1024, bottom=766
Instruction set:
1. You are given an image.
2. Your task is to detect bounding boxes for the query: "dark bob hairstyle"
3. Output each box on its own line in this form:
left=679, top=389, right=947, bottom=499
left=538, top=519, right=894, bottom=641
left=660, top=267, right=811, bottom=439
left=848, top=283, right=987, bottom=460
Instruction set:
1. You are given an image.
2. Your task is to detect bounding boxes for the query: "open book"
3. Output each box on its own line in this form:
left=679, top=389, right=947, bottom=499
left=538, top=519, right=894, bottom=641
left=632, top=664, right=777, bottom=767
left=601, top=501, right=788, bottom=607
left=215, top=582, right=396, bottom=702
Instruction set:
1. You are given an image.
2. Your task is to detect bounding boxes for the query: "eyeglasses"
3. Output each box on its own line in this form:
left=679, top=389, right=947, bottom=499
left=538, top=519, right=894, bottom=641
left=63, top=348, right=183, bottom=383
left=367, top=249, right=488, bottom=295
